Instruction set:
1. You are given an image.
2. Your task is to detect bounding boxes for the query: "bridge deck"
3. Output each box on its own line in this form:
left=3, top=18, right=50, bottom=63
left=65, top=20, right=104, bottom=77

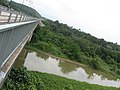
left=0, top=5, right=41, bottom=88
left=0, top=20, right=39, bottom=87
left=0, top=21, right=39, bottom=68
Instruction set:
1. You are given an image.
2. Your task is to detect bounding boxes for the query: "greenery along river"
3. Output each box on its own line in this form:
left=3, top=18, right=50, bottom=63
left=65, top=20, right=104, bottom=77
left=13, top=48, right=120, bottom=88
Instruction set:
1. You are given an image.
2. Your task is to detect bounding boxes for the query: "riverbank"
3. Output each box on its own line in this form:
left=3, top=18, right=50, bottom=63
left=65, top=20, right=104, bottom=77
left=25, top=45, right=120, bottom=80
left=2, top=67, right=120, bottom=90
left=25, top=45, right=86, bottom=67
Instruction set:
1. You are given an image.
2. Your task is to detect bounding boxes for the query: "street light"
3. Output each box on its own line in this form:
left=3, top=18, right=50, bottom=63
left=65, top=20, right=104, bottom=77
left=22, top=0, right=25, bottom=5
left=7, top=0, right=12, bottom=10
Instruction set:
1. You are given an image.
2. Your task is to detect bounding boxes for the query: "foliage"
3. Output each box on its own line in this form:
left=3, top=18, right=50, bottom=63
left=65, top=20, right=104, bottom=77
left=2, top=67, right=120, bottom=90
left=2, top=67, right=45, bottom=90
left=0, top=0, right=8, bottom=6
left=10, top=1, right=41, bottom=18
left=28, top=19, right=120, bottom=75
left=0, top=0, right=41, bottom=18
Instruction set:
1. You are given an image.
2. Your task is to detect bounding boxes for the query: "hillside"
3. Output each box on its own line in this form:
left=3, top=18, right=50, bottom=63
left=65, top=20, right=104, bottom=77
left=1, top=0, right=120, bottom=89
left=10, top=1, right=41, bottom=18
left=28, top=19, right=120, bottom=76
left=0, top=0, right=41, bottom=18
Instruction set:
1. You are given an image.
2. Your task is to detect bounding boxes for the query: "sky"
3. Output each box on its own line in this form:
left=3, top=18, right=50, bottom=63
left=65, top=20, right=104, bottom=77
left=13, top=0, right=120, bottom=44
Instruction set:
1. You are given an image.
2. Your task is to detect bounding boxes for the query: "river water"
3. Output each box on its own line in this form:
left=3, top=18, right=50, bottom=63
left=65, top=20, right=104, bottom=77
left=14, top=49, right=120, bottom=87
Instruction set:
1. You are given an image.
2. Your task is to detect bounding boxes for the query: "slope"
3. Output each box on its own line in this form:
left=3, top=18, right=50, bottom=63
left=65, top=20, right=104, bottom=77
left=28, top=19, right=120, bottom=76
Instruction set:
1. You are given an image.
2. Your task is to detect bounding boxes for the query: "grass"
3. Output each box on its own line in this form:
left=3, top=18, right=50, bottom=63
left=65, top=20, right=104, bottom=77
left=2, top=66, right=120, bottom=90
left=30, top=71, right=120, bottom=90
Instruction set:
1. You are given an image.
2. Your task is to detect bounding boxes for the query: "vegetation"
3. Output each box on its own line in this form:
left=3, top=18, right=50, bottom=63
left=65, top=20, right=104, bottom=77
left=2, top=67, right=120, bottom=90
left=28, top=19, right=120, bottom=76
left=1, top=67, right=45, bottom=90
left=10, top=1, right=41, bottom=18
left=0, top=0, right=41, bottom=18
left=1, top=0, right=120, bottom=89
left=0, top=0, right=8, bottom=6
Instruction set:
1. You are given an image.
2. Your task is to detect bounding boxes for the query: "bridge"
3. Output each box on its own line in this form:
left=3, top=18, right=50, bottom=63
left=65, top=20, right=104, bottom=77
left=0, top=7, right=43, bottom=87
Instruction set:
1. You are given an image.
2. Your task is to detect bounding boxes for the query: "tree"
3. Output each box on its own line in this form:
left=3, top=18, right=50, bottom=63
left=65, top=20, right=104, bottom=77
left=0, top=0, right=8, bottom=6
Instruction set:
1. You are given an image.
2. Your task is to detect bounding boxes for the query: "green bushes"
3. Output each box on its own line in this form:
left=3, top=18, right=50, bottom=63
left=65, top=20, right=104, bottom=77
left=10, top=1, right=41, bottom=18
left=28, top=19, right=120, bottom=75
left=2, top=67, right=120, bottom=90
left=0, top=0, right=8, bottom=6
left=89, top=57, right=109, bottom=71
left=2, top=67, right=45, bottom=90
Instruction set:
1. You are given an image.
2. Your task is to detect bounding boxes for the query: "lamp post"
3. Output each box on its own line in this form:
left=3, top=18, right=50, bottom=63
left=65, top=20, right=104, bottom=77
left=9, top=0, right=12, bottom=7
left=7, top=0, right=12, bottom=10
left=22, top=0, right=24, bottom=4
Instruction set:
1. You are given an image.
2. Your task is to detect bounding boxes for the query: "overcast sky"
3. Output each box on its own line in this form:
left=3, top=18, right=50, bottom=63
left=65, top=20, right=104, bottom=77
left=14, top=0, right=120, bottom=44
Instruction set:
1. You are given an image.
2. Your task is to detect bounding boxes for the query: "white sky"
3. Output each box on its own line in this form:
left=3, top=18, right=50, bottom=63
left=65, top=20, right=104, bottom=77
left=14, top=0, right=120, bottom=44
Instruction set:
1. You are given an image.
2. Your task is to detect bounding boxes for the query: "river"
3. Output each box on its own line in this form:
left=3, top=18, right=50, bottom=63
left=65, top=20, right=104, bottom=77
left=14, top=48, right=120, bottom=87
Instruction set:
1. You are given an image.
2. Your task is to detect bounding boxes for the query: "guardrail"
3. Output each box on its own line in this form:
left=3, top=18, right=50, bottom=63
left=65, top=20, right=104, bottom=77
left=0, top=8, right=36, bottom=24
left=0, top=20, right=39, bottom=88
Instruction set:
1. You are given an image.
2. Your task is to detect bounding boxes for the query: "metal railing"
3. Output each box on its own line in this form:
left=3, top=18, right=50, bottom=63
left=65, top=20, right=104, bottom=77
left=0, top=7, right=37, bottom=24
left=0, top=20, right=39, bottom=88
left=0, top=20, right=39, bottom=67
